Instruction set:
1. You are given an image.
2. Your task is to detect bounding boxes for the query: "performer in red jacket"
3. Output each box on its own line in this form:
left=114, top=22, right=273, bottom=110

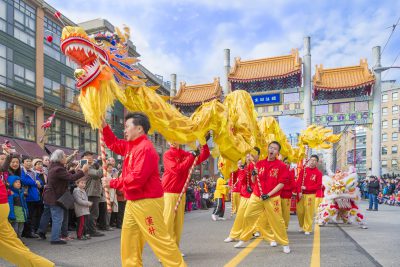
left=102, top=112, right=186, bottom=267
left=295, top=154, right=322, bottom=235
left=162, top=140, right=210, bottom=252
left=281, top=158, right=296, bottom=229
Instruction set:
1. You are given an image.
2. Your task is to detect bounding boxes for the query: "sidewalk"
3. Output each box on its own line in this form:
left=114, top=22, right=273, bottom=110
left=338, top=200, right=400, bottom=267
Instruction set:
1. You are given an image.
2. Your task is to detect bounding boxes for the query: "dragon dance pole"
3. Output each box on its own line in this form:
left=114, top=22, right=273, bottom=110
left=174, top=156, right=199, bottom=213
left=99, top=129, right=112, bottom=212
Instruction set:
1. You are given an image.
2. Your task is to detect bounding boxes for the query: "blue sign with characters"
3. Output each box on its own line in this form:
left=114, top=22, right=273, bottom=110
left=251, top=93, right=281, bottom=105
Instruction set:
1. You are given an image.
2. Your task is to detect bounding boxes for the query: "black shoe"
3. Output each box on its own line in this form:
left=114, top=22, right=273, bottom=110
left=366, top=209, right=373, bottom=211
left=373, top=209, right=378, bottom=211
left=38, top=232, right=46, bottom=240
left=24, top=234, right=37, bottom=239
left=90, top=232, right=105, bottom=237
left=51, top=240, right=67, bottom=245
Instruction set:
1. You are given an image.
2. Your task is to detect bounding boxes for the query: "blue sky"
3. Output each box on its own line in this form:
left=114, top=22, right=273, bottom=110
left=48, top=0, right=400, bottom=134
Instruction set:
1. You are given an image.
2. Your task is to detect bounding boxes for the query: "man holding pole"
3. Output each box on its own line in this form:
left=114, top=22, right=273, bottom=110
left=161, top=140, right=210, bottom=253
left=295, top=154, right=322, bottom=235
left=102, top=112, right=186, bottom=267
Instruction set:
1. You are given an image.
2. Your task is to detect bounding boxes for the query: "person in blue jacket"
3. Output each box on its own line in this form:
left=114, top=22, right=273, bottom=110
left=20, top=156, right=43, bottom=238
left=8, top=175, right=28, bottom=238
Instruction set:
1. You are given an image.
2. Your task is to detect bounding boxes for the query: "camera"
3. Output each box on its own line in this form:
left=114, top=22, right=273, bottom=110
left=246, top=186, right=253, bottom=193
left=261, top=194, right=270, bottom=201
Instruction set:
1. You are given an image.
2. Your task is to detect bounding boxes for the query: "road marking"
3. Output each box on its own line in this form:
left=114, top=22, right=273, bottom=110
left=224, top=238, right=263, bottom=267
left=310, top=224, right=320, bottom=267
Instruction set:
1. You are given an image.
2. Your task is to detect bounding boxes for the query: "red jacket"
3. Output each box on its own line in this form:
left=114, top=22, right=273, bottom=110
left=103, top=125, right=163, bottom=201
left=229, top=170, right=241, bottom=193
left=253, top=159, right=288, bottom=198
left=162, top=145, right=210, bottom=193
left=281, top=168, right=295, bottom=199
left=239, top=167, right=253, bottom=198
left=296, top=167, right=322, bottom=194
left=316, top=184, right=325, bottom=198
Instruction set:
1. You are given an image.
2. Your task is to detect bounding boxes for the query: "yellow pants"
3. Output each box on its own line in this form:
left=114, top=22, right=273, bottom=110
left=239, top=194, right=289, bottom=246
left=253, top=212, right=275, bottom=242
left=229, top=197, right=249, bottom=239
left=281, top=198, right=291, bottom=229
left=0, top=203, right=54, bottom=267
left=231, top=192, right=241, bottom=214
left=163, top=193, right=186, bottom=247
left=121, top=198, right=186, bottom=267
left=296, top=193, right=316, bottom=233
left=315, top=197, right=323, bottom=214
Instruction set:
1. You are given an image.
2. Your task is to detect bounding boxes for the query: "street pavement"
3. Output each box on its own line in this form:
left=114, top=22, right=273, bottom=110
left=0, top=200, right=397, bottom=267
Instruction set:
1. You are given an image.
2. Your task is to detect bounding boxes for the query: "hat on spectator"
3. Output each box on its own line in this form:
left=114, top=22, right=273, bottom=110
left=32, top=158, right=43, bottom=166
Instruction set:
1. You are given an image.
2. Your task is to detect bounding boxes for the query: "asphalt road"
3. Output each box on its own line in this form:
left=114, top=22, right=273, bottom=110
left=0, top=200, right=397, bottom=267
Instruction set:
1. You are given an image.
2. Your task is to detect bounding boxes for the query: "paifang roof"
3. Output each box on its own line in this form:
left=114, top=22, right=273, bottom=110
left=313, top=59, right=375, bottom=91
left=228, top=49, right=302, bottom=82
left=171, top=77, right=222, bottom=106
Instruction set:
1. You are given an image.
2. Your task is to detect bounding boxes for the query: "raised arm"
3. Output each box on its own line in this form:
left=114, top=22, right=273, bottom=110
left=102, top=125, right=127, bottom=156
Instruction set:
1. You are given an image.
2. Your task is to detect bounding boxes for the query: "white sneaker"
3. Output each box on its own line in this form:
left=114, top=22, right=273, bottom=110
left=304, top=232, right=311, bottom=235
left=361, top=225, right=368, bottom=229
left=234, top=240, right=246, bottom=248
left=283, top=245, right=291, bottom=254
left=224, top=237, right=235, bottom=243
left=253, top=231, right=260, bottom=237
left=298, top=228, right=303, bottom=232
left=181, top=253, right=185, bottom=257
left=218, top=217, right=226, bottom=221
left=211, top=214, right=217, bottom=221
left=270, top=241, right=277, bottom=247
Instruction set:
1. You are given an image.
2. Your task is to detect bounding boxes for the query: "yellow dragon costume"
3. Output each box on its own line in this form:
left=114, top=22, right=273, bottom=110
left=60, top=26, right=341, bottom=177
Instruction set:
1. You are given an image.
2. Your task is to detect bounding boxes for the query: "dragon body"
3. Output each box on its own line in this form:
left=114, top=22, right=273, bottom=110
left=60, top=26, right=341, bottom=177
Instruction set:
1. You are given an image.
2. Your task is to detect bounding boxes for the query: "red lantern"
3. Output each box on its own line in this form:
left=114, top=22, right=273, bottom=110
left=54, top=11, right=61, bottom=19
left=46, top=35, right=53, bottom=43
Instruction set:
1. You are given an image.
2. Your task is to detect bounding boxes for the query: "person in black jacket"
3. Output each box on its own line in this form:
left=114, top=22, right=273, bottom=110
left=367, top=176, right=380, bottom=211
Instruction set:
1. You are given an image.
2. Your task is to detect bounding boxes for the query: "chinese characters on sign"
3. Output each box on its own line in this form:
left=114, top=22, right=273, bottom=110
left=251, top=93, right=281, bottom=105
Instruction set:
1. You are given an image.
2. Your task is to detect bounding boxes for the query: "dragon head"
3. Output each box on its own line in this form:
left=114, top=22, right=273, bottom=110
left=61, top=26, right=144, bottom=89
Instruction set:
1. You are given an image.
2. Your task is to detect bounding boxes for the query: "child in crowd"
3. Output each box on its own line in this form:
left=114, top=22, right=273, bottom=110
left=7, top=175, right=28, bottom=238
left=388, top=194, right=396, bottom=206
left=73, top=178, right=92, bottom=240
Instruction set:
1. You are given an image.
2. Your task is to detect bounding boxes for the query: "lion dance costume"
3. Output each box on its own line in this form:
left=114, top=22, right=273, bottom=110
left=316, top=168, right=367, bottom=228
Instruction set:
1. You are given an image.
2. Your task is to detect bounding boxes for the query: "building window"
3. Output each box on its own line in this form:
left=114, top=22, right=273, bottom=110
left=44, top=77, right=61, bottom=97
left=47, top=118, right=62, bottom=146
left=273, top=105, right=279, bottom=112
left=393, top=106, right=399, bottom=114
left=382, top=94, right=388, bottom=102
left=284, top=104, right=290, bottom=110
left=392, top=119, right=398, bottom=129
left=382, top=121, right=388, bottom=129
left=65, top=121, right=81, bottom=149
left=333, top=102, right=350, bottom=113
left=392, top=145, right=398, bottom=154
left=393, top=92, right=398, bottom=101
left=355, top=101, right=368, bottom=111
left=14, top=63, right=35, bottom=87
left=44, top=17, right=62, bottom=61
left=382, top=133, right=387, bottom=142
left=393, top=132, right=398, bottom=141
left=0, top=43, right=6, bottom=85
left=382, top=147, right=388, bottom=155
left=283, top=93, right=299, bottom=103
left=295, top=103, right=301, bottom=109
left=13, top=0, right=36, bottom=47
left=0, top=100, right=35, bottom=140
left=382, top=107, right=388, bottom=116
left=63, top=76, right=80, bottom=111
left=392, top=160, right=398, bottom=168
left=84, top=127, right=98, bottom=152
left=0, top=0, right=6, bottom=32
left=382, top=160, right=387, bottom=167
